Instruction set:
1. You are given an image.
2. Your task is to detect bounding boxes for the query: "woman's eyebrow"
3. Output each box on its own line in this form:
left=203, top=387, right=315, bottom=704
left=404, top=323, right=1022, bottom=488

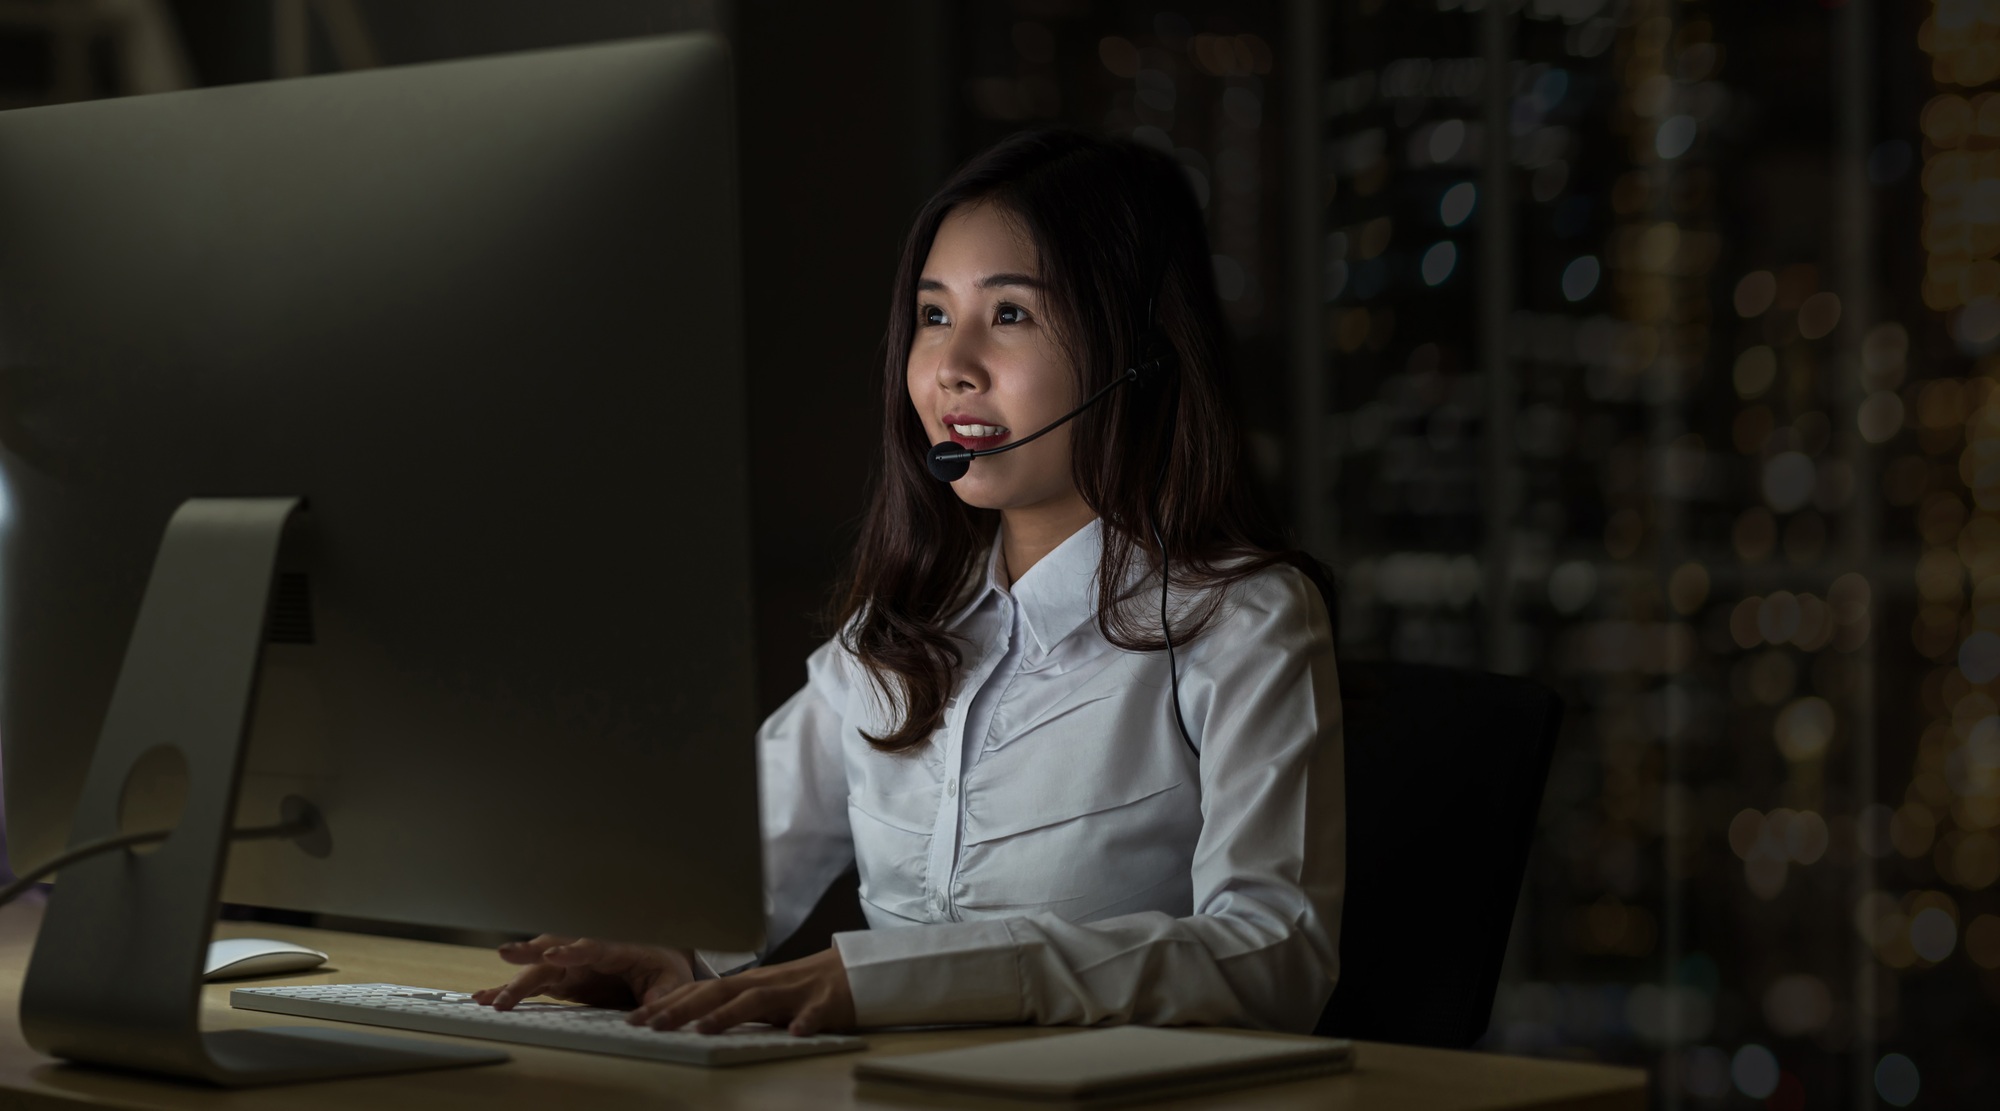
left=915, top=273, right=1044, bottom=293
left=977, top=272, right=1043, bottom=290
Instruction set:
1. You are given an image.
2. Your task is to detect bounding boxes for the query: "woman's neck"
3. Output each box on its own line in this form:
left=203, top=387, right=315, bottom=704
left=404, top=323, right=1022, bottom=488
left=999, top=496, right=1097, bottom=588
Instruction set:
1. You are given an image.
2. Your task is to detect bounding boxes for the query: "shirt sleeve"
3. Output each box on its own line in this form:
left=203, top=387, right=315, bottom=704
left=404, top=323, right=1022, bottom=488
left=697, top=633, right=858, bottom=976
left=832, top=567, right=1345, bottom=1032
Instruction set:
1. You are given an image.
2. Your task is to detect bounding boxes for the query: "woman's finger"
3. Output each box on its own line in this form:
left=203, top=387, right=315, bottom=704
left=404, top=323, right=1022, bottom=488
left=470, top=970, right=545, bottom=1005
left=484, top=963, right=566, bottom=1011
left=787, top=1001, right=825, bottom=1037
left=690, top=985, right=784, bottom=1034
left=540, top=937, right=612, bottom=967
left=636, top=972, right=694, bottom=1009
left=497, top=934, right=574, bottom=966
left=635, top=980, right=730, bottom=1029
left=633, top=975, right=706, bottom=1016
left=638, top=979, right=738, bottom=1030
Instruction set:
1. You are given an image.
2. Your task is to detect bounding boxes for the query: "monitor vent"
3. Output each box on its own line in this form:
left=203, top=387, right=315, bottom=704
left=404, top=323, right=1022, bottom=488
left=266, top=572, right=315, bottom=645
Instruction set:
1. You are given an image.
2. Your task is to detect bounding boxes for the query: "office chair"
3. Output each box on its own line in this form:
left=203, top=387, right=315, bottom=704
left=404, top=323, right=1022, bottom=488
left=1313, top=659, right=1564, bottom=1049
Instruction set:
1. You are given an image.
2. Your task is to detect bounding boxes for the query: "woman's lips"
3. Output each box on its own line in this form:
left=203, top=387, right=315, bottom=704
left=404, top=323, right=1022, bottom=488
left=946, top=428, right=1011, bottom=451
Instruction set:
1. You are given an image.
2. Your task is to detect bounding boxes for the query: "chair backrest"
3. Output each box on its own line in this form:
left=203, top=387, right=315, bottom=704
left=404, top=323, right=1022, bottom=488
left=1314, top=660, right=1564, bottom=1048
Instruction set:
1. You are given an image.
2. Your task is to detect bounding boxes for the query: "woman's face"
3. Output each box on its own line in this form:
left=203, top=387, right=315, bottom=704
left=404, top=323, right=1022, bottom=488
left=906, top=203, right=1081, bottom=515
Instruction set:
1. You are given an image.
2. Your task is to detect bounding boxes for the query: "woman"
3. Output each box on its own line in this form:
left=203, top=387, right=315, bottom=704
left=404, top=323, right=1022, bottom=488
left=473, top=129, right=1344, bottom=1036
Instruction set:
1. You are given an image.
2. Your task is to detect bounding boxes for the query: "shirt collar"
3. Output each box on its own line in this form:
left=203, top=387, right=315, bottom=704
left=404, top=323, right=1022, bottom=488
left=943, top=533, right=1006, bottom=628
left=947, top=517, right=1127, bottom=657
left=1002, top=517, right=1107, bottom=658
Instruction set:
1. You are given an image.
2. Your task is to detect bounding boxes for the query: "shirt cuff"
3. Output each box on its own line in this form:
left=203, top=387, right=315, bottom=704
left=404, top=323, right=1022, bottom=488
left=693, top=950, right=759, bottom=980
left=833, top=920, right=1023, bottom=1028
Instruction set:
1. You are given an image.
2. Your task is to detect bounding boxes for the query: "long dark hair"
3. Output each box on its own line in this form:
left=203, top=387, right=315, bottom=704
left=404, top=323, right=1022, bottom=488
left=834, top=129, right=1333, bottom=753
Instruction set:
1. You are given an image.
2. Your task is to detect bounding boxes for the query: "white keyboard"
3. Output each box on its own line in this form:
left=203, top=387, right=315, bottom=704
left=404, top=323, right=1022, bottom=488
left=230, top=983, right=868, bottom=1067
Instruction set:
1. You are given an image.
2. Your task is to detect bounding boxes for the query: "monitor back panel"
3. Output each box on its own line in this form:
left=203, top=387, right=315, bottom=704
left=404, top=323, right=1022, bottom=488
left=0, top=34, right=763, bottom=950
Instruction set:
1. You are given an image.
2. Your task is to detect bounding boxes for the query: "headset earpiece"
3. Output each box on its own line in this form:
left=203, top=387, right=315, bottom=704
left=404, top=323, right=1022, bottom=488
left=1134, top=330, right=1176, bottom=387
left=1128, top=295, right=1176, bottom=391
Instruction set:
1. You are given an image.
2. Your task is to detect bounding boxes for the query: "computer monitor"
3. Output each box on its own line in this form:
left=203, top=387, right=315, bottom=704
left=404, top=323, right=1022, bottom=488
left=0, top=33, right=760, bottom=1083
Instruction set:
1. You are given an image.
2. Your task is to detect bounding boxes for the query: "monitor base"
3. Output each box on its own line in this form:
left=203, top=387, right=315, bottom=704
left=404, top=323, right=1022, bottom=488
left=13, top=499, right=496, bottom=1087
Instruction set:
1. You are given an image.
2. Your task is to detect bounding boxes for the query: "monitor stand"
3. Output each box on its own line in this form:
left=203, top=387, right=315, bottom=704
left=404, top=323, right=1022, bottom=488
left=17, top=497, right=508, bottom=1086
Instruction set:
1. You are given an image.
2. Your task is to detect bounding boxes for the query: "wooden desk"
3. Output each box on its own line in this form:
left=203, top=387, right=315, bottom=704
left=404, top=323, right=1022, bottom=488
left=0, top=900, right=1644, bottom=1110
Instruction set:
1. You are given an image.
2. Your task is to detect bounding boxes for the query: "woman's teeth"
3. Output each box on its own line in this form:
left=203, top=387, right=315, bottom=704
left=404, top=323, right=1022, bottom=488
left=951, top=423, right=1007, bottom=437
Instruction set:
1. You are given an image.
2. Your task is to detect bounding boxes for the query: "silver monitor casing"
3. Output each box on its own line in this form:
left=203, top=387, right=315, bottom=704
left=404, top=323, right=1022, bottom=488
left=0, top=35, right=762, bottom=956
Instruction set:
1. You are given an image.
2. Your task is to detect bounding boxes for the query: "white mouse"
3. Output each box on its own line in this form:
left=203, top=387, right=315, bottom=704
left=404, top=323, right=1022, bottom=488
left=203, top=937, right=330, bottom=982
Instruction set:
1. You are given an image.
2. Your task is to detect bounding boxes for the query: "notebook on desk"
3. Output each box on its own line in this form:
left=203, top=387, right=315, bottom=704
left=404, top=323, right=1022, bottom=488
left=852, top=1026, right=1355, bottom=1108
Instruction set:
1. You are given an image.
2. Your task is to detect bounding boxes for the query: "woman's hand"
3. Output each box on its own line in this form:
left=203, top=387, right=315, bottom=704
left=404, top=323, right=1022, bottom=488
left=627, top=947, right=855, bottom=1036
left=471, top=935, right=695, bottom=1012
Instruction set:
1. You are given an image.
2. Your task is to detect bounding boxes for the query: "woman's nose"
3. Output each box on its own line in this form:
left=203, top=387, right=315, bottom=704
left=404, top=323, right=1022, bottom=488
left=935, top=327, right=989, bottom=391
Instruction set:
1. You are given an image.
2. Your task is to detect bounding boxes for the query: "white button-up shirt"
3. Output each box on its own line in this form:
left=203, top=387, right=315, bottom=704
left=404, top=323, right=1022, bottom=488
left=750, top=517, right=1345, bottom=1032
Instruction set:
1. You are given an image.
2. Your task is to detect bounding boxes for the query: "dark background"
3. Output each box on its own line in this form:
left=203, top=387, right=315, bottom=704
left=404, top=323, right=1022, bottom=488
left=2, top=1, right=1994, bottom=1108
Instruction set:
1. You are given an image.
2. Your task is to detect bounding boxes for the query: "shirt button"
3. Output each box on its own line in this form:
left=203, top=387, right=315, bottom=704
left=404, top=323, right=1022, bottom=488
left=945, top=779, right=958, bottom=798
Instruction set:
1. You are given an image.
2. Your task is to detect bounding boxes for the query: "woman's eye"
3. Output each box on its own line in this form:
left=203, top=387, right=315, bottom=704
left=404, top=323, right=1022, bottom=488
left=996, top=304, right=1027, bottom=325
left=919, top=305, right=947, bottom=326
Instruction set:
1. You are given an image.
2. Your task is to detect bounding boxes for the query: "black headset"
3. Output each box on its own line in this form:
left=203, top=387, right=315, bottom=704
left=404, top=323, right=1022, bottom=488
left=923, top=295, right=1200, bottom=761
